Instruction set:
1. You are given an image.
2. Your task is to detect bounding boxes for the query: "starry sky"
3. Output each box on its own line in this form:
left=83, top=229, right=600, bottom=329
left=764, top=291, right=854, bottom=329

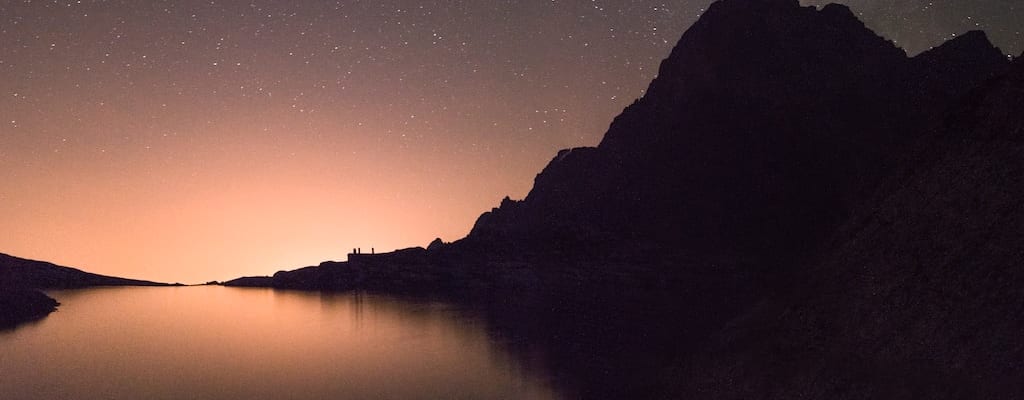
left=2, top=0, right=1021, bottom=284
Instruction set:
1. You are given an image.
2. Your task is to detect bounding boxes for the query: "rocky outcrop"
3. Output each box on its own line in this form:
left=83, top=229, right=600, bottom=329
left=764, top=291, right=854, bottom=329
left=0, top=288, right=59, bottom=330
left=221, top=276, right=274, bottom=287
left=426, top=238, right=446, bottom=251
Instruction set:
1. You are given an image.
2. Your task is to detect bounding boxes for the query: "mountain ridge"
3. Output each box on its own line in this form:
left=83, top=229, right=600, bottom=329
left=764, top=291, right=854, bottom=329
left=461, top=0, right=1008, bottom=267
left=221, top=0, right=1022, bottom=397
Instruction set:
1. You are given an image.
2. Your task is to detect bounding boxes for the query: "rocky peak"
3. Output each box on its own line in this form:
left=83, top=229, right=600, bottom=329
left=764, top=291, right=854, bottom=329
left=426, top=238, right=445, bottom=251
left=465, top=0, right=1010, bottom=263
left=910, top=30, right=1009, bottom=95
left=600, top=0, right=906, bottom=153
left=918, top=30, right=1001, bottom=59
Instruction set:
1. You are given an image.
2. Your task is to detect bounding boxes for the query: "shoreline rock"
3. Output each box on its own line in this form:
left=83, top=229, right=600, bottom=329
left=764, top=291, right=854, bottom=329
left=0, top=288, right=60, bottom=330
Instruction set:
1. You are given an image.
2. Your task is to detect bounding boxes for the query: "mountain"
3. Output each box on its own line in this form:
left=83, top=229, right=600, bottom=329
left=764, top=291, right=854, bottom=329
left=224, top=0, right=1021, bottom=397
left=462, top=0, right=1007, bottom=268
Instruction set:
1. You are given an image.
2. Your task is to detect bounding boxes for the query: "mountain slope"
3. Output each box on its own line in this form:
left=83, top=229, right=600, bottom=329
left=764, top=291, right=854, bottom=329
left=670, top=54, right=1024, bottom=399
left=462, top=0, right=1008, bottom=270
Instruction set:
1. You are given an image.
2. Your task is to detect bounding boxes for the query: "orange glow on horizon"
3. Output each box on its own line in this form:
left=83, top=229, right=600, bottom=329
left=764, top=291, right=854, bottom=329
left=2, top=110, right=555, bottom=283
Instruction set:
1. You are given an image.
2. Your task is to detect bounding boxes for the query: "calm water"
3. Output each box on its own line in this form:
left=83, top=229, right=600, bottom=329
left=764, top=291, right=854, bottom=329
left=0, top=286, right=560, bottom=400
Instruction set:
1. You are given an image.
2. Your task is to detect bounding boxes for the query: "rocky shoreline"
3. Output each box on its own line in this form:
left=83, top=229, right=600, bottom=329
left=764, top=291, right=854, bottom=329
left=0, top=288, right=60, bottom=330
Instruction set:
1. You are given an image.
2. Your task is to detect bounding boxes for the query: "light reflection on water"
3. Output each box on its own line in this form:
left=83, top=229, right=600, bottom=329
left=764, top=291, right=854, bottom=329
left=0, top=286, right=559, bottom=400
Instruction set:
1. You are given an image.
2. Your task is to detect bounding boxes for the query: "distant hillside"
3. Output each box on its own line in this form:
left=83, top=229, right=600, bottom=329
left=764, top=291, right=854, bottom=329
left=0, top=253, right=173, bottom=289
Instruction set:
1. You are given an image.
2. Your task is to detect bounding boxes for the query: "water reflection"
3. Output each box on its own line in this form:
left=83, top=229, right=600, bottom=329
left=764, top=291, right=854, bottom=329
left=0, top=286, right=560, bottom=400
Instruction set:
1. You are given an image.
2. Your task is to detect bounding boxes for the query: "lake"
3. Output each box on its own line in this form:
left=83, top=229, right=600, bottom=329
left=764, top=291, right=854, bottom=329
left=0, top=286, right=561, bottom=399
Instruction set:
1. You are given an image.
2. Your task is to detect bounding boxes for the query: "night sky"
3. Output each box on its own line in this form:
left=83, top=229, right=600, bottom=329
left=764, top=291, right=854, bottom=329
left=3, top=0, right=1021, bottom=283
